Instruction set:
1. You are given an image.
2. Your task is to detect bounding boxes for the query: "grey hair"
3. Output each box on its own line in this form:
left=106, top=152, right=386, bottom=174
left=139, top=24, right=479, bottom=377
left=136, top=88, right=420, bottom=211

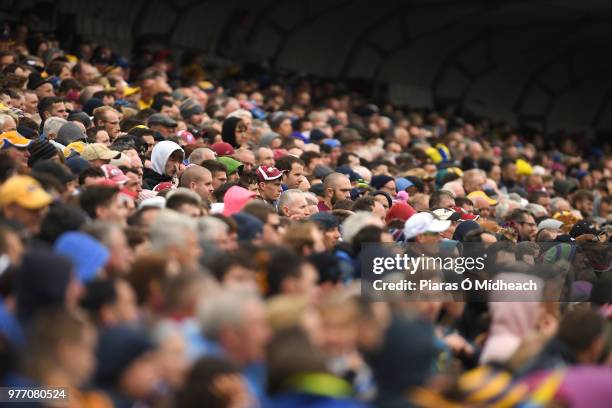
left=550, top=197, right=570, bottom=214
left=0, top=113, right=15, bottom=130
left=525, top=203, right=547, bottom=218
left=150, top=209, right=198, bottom=251
left=198, top=288, right=260, bottom=341
left=278, top=189, right=304, bottom=214
left=197, top=216, right=228, bottom=242
left=495, top=199, right=521, bottom=224
left=227, top=109, right=253, bottom=120
left=43, top=117, right=68, bottom=138
left=342, top=211, right=384, bottom=245
left=81, top=220, right=122, bottom=246
left=188, top=148, right=215, bottom=165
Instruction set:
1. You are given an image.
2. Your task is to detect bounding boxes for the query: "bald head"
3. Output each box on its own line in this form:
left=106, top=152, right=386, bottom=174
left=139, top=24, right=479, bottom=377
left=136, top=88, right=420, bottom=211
left=189, top=148, right=216, bottom=165
left=180, top=165, right=214, bottom=201
left=323, top=172, right=352, bottom=206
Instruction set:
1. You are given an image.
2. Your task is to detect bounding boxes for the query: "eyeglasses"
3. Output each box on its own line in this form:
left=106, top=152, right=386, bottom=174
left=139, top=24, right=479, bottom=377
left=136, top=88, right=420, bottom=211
left=236, top=127, right=248, bottom=133
left=519, top=221, right=537, bottom=227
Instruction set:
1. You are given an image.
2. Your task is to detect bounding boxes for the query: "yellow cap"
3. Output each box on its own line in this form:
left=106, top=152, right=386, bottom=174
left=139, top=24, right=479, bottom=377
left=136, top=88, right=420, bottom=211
left=124, top=86, right=140, bottom=97
left=467, top=190, right=498, bottom=205
left=0, top=175, right=53, bottom=209
left=1, top=131, right=32, bottom=148
left=516, top=159, right=533, bottom=176
left=63, top=141, right=86, bottom=158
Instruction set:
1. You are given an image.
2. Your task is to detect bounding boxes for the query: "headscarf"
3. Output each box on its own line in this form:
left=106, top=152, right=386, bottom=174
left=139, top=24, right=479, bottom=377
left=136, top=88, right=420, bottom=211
left=221, top=117, right=243, bottom=148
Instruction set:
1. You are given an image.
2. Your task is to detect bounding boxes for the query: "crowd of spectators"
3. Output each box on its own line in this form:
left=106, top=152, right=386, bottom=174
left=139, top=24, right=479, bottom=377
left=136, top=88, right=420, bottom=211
left=0, top=16, right=610, bottom=408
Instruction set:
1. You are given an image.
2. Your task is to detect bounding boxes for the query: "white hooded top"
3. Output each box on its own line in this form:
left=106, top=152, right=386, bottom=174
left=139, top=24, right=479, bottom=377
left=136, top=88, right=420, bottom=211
left=151, top=140, right=184, bottom=175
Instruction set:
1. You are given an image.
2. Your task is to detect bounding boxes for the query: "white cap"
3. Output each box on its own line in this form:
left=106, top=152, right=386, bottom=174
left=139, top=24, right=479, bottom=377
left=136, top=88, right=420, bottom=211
left=210, top=202, right=225, bottom=214
left=403, top=212, right=450, bottom=240
left=537, top=218, right=564, bottom=231
left=138, top=196, right=166, bottom=209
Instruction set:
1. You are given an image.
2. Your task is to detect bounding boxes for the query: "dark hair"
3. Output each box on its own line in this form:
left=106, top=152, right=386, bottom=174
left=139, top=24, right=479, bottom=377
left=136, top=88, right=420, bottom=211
left=352, top=225, right=385, bottom=254
left=275, top=155, right=304, bottom=172
left=507, top=208, right=533, bottom=223
left=201, top=159, right=228, bottom=176
left=79, top=186, right=119, bottom=219
left=166, top=193, right=201, bottom=211
left=266, top=248, right=309, bottom=297
left=300, top=151, right=321, bottom=167
left=77, top=167, right=105, bottom=185
left=38, top=96, right=64, bottom=119
left=38, top=203, right=87, bottom=244
left=455, top=197, right=474, bottom=208
left=351, top=196, right=377, bottom=212
left=213, top=182, right=238, bottom=203
left=242, top=200, right=276, bottom=223
left=176, top=356, right=241, bottom=408
left=80, top=278, right=118, bottom=320
left=557, top=308, right=604, bottom=353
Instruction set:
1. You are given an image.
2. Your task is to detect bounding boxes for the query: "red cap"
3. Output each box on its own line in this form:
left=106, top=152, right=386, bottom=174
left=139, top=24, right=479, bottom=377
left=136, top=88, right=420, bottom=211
left=273, top=148, right=289, bottom=161
left=210, top=142, right=234, bottom=156
left=256, top=165, right=284, bottom=183
left=101, top=164, right=129, bottom=185
left=153, top=182, right=174, bottom=192
left=452, top=206, right=479, bottom=221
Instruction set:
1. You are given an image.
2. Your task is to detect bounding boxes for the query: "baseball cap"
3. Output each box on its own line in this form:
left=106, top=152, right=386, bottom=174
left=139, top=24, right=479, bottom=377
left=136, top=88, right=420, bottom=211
left=0, top=175, right=53, bottom=209
left=101, top=164, right=129, bottom=185
left=177, top=130, right=196, bottom=145
left=1, top=131, right=32, bottom=149
left=210, top=142, right=234, bottom=156
left=537, top=218, right=564, bottom=231
left=467, top=190, right=498, bottom=205
left=81, top=143, right=121, bottom=161
left=147, top=113, right=177, bottom=128
left=256, top=165, right=284, bottom=183
left=403, top=212, right=450, bottom=240
left=395, top=177, right=414, bottom=192
left=217, top=156, right=243, bottom=175
left=153, top=182, right=174, bottom=192
left=451, top=206, right=479, bottom=221
left=569, top=220, right=601, bottom=239
left=432, top=208, right=461, bottom=222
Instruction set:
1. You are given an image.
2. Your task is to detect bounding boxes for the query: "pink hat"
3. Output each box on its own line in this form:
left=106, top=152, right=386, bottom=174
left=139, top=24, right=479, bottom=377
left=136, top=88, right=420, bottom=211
left=222, top=185, right=257, bottom=216
left=256, top=165, right=284, bottom=183
left=153, top=182, right=174, bottom=192
left=210, top=142, right=234, bottom=156
left=177, top=130, right=196, bottom=145
left=100, top=164, right=129, bottom=185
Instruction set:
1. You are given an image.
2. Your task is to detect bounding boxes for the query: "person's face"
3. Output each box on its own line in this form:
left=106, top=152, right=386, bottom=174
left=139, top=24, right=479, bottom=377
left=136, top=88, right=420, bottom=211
left=381, top=180, right=396, bottom=196
left=36, top=83, right=55, bottom=99
left=277, top=118, right=293, bottom=137
left=323, top=227, right=340, bottom=250
left=60, top=325, right=97, bottom=386
left=439, top=195, right=456, bottom=209
left=537, top=196, right=551, bottom=214
left=298, top=262, right=320, bottom=299
left=4, top=204, right=47, bottom=235
left=6, top=146, right=29, bottom=167
left=262, top=213, right=282, bottom=245
left=235, top=122, right=249, bottom=146
left=285, top=162, right=305, bottom=189
left=319, top=306, right=358, bottom=357
left=94, top=130, right=111, bottom=146
left=164, top=151, right=183, bottom=176
left=372, top=200, right=387, bottom=222
left=192, top=173, right=214, bottom=200
left=12, top=95, right=25, bottom=111
left=0, top=54, right=14, bottom=69
left=177, top=203, right=201, bottom=218
left=111, top=280, right=139, bottom=324
left=98, top=194, right=129, bottom=227
left=106, top=228, right=134, bottom=274
left=102, top=111, right=121, bottom=139
left=223, top=265, right=257, bottom=290
left=477, top=202, right=491, bottom=219
left=576, top=199, right=594, bottom=217
left=24, top=93, right=38, bottom=114
left=142, top=135, right=155, bottom=156
left=517, top=215, right=537, bottom=241
left=239, top=300, right=271, bottom=363
left=285, top=194, right=309, bottom=220
left=330, top=177, right=352, bottom=204
left=124, top=171, right=142, bottom=194
left=120, top=351, right=162, bottom=400
left=374, top=195, right=390, bottom=211
left=256, top=147, right=274, bottom=166
left=259, top=179, right=282, bottom=201
left=212, top=171, right=228, bottom=191
left=177, top=231, right=202, bottom=271
left=503, top=164, right=517, bottom=182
